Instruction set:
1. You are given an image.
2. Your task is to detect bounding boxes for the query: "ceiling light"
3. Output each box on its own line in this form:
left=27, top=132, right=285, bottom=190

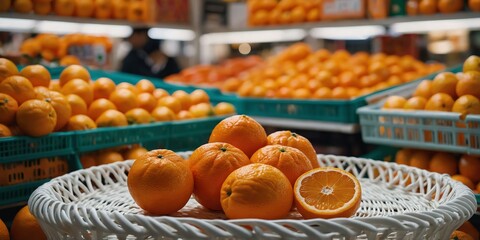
left=390, top=18, right=480, bottom=34
left=310, top=25, right=386, bottom=40
left=148, top=28, right=196, bottom=41
left=200, top=29, right=307, bottom=45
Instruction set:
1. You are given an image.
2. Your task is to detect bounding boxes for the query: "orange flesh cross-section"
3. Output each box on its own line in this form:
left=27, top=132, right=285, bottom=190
left=299, top=171, right=356, bottom=210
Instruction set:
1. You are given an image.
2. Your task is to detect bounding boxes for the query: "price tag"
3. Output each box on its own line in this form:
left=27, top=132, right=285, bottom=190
left=322, top=0, right=366, bottom=20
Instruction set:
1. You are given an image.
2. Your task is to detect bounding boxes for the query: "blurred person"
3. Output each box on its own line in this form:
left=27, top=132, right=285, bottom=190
left=120, top=28, right=180, bottom=79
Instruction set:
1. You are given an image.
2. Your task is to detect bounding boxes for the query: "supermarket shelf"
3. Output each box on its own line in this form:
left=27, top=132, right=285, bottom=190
left=252, top=117, right=360, bottom=134
left=204, top=12, right=480, bottom=33
left=0, top=12, right=193, bottom=30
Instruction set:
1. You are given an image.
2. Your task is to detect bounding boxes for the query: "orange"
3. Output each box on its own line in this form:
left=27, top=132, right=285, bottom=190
left=49, top=80, right=61, bottom=92
left=66, top=94, right=88, bottom=116
left=95, top=109, right=128, bottom=127
left=136, top=79, right=155, bottom=93
left=404, top=96, right=427, bottom=110
left=0, top=123, right=12, bottom=137
left=290, top=5, right=306, bottom=23
left=463, top=55, right=480, bottom=72
left=0, top=217, right=9, bottom=240
left=172, top=90, right=192, bottom=110
left=125, top=108, right=152, bottom=124
left=419, top=0, right=437, bottom=14
left=59, top=55, right=81, bottom=66
left=250, top=10, right=269, bottom=26
left=10, top=206, right=46, bottom=240
left=452, top=95, right=480, bottom=120
left=128, top=149, right=193, bottom=215
left=478, top=182, right=480, bottom=192
left=313, top=87, right=333, bottom=99
left=61, top=78, right=94, bottom=105
left=438, top=0, right=464, bottom=13
left=177, top=110, right=193, bottom=120
left=80, top=154, right=96, bottom=168
left=425, top=93, right=454, bottom=111
left=20, top=39, right=41, bottom=58
left=40, top=50, right=55, bottom=62
left=292, top=88, right=311, bottom=99
left=152, top=88, right=169, bottom=99
left=157, top=96, right=182, bottom=113
left=96, top=150, right=124, bottom=165
left=38, top=90, right=72, bottom=131
left=14, top=0, right=33, bottom=13
left=382, top=96, right=407, bottom=109
left=0, top=58, right=19, bottom=81
left=59, top=65, right=91, bottom=86
left=251, top=145, right=313, bottom=186
left=0, top=93, right=18, bottom=124
left=189, top=103, right=214, bottom=118
left=451, top=175, right=475, bottom=190
left=0, top=0, right=11, bottom=12
left=151, top=106, right=176, bottom=121
left=331, top=87, right=349, bottom=99
left=459, top=155, right=480, bottom=183
left=431, top=72, right=458, bottom=98
left=409, top=150, right=432, bottom=170
left=17, top=99, right=56, bottom=137
left=458, top=221, right=480, bottom=240
left=190, top=89, right=210, bottom=105
left=189, top=142, right=250, bottom=210
left=456, top=71, right=480, bottom=99
left=127, top=1, right=147, bottom=21
left=66, top=114, right=96, bottom=131
left=112, top=0, right=127, bottom=19
left=109, top=88, right=138, bottom=113
left=37, top=34, right=60, bottom=52
left=20, top=64, right=51, bottom=87
left=294, top=167, right=362, bottom=219
left=450, top=230, right=474, bottom=240
left=209, top=115, right=267, bottom=157
left=88, top=98, right=117, bottom=120
left=429, top=152, right=458, bottom=175
left=267, top=130, right=319, bottom=168
left=123, top=146, right=148, bottom=160
left=470, top=0, right=480, bottom=11
left=136, top=93, right=157, bottom=112
left=0, top=76, right=36, bottom=104
left=92, top=77, right=116, bottom=100
left=213, top=102, right=236, bottom=115
left=220, top=163, right=293, bottom=219
left=94, top=0, right=111, bottom=19
left=116, top=82, right=139, bottom=95
left=395, top=149, right=413, bottom=165
left=407, top=0, right=420, bottom=15
left=74, top=0, right=95, bottom=18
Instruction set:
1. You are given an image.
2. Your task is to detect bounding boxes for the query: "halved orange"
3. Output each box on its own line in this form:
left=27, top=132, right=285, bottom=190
left=294, top=167, right=362, bottom=219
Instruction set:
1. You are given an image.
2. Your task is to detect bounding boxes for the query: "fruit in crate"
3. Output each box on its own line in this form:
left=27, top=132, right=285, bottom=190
left=164, top=56, right=263, bottom=88
left=10, top=205, right=46, bottom=240
left=225, top=43, right=444, bottom=99
left=247, top=0, right=321, bottom=26
left=0, top=63, right=236, bottom=137
left=395, top=148, right=480, bottom=192
left=382, top=55, right=480, bottom=121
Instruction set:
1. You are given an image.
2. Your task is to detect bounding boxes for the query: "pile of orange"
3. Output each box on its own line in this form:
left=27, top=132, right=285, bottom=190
left=395, top=148, right=480, bottom=193
left=0, top=205, right=48, bottom=240
left=0, top=61, right=235, bottom=138
left=80, top=144, right=148, bottom=169
left=248, top=0, right=321, bottom=26
left=407, top=0, right=480, bottom=15
left=19, top=33, right=112, bottom=66
left=0, top=0, right=150, bottom=22
left=165, top=56, right=263, bottom=88
left=222, top=43, right=444, bottom=99
left=127, top=114, right=362, bottom=220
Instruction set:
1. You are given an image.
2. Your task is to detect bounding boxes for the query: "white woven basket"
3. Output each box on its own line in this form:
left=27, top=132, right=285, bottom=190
left=29, top=153, right=476, bottom=240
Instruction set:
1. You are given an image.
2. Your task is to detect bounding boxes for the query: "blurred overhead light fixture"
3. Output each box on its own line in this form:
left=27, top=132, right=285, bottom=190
left=309, top=25, right=386, bottom=40
left=148, top=28, right=196, bottom=41
left=200, top=29, right=307, bottom=45
left=0, top=18, right=35, bottom=31
left=390, top=18, right=480, bottom=34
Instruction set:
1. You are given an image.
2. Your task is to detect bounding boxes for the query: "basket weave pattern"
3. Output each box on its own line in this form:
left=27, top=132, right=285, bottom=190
left=29, top=154, right=476, bottom=240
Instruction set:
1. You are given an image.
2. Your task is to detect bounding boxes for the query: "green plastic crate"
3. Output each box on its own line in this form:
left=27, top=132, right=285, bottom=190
left=0, top=154, right=80, bottom=207
left=74, top=122, right=171, bottom=153
left=167, top=116, right=226, bottom=151
left=0, top=132, right=75, bottom=162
